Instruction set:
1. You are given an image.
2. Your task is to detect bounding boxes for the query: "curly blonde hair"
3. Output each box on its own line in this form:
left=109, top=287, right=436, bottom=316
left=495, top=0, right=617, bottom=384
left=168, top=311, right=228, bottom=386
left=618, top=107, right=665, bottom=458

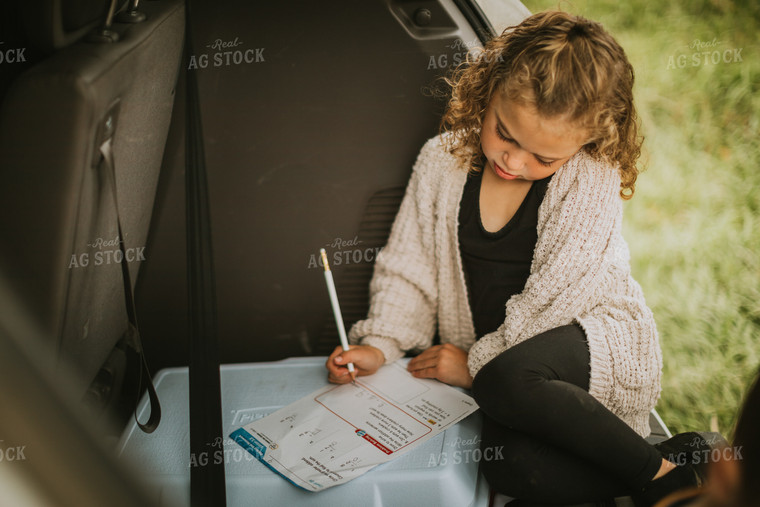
left=440, top=11, right=643, bottom=199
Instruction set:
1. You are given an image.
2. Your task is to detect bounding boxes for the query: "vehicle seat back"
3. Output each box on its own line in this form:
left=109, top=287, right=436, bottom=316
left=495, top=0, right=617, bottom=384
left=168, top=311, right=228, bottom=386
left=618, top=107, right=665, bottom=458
left=0, top=0, right=185, bottom=394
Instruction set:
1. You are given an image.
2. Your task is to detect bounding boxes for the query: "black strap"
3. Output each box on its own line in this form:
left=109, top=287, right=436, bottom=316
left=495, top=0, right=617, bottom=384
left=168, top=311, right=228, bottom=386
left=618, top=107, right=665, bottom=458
left=98, top=136, right=161, bottom=434
left=185, top=1, right=228, bottom=504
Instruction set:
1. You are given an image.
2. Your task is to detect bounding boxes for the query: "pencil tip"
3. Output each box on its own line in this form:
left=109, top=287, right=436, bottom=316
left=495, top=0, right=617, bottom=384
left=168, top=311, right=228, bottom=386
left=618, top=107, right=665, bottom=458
left=320, top=248, right=330, bottom=270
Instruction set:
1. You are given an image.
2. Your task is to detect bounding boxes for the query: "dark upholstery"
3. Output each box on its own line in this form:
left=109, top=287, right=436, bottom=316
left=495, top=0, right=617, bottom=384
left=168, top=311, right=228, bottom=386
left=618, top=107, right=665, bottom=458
left=0, top=0, right=185, bottom=392
left=135, top=0, right=486, bottom=369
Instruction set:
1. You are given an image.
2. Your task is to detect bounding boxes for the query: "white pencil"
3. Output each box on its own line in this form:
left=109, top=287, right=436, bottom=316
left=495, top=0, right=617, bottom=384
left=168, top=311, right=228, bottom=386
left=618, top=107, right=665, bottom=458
left=320, top=248, right=356, bottom=383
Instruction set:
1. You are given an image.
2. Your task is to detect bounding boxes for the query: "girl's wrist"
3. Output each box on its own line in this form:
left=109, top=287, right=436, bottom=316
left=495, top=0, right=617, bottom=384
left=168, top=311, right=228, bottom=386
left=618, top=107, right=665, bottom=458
left=359, top=336, right=404, bottom=364
left=369, top=346, right=386, bottom=366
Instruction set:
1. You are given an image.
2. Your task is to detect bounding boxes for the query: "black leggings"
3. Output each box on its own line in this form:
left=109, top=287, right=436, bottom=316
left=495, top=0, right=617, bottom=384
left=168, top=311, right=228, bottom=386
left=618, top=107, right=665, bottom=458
left=471, top=325, right=662, bottom=504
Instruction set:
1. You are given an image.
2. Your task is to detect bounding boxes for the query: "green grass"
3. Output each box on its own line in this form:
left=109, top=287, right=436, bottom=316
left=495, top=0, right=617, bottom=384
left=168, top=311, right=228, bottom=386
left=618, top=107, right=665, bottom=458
left=521, top=0, right=760, bottom=436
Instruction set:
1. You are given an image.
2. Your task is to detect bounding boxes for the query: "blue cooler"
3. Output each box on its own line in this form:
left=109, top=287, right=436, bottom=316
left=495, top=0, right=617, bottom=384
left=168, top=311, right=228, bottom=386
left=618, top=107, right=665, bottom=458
left=117, top=357, right=490, bottom=506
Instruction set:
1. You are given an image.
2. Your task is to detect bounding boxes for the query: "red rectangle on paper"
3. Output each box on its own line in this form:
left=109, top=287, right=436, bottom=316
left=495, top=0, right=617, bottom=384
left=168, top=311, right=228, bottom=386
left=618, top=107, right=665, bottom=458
left=359, top=432, right=392, bottom=455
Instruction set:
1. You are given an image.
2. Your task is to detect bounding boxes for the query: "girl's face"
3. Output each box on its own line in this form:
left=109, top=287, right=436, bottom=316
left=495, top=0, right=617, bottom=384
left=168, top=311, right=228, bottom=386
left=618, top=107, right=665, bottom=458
left=480, top=93, right=587, bottom=181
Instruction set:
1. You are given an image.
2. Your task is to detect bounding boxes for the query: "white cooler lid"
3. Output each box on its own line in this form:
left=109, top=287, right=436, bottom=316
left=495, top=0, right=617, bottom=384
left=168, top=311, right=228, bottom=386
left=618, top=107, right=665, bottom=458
left=117, top=357, right=489, bottom=507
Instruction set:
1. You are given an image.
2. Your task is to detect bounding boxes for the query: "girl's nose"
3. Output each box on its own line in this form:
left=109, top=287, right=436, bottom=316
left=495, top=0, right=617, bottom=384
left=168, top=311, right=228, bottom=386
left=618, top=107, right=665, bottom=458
left=503, top=147, right=526, bottom=171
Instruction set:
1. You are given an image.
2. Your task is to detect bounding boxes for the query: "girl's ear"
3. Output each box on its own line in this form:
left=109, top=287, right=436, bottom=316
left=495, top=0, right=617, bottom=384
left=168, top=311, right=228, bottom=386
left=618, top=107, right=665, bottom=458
left=706, top=454, right=741, bottom=505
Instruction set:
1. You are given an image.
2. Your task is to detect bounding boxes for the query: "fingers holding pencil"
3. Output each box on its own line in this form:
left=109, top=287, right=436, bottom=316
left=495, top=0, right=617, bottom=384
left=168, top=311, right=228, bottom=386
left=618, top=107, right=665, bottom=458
left=326, top=345, right=386, bottom=384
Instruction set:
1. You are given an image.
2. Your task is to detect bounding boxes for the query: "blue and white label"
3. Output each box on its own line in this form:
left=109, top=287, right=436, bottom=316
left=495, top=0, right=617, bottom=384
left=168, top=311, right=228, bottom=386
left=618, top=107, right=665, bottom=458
left=230, top=428, right=267, bottom=459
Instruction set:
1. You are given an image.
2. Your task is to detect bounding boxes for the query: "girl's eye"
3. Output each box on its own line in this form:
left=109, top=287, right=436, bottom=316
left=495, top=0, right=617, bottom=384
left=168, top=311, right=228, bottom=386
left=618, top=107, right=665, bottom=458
left=496, top=128, right=513, bottom=143
left=496, top=125, right=555, bottom=167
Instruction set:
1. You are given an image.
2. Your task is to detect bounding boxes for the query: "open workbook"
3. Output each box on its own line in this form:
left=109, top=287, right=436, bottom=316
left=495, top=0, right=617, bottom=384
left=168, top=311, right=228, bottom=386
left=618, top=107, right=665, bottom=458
left=230, top=361, right=478, bottom=491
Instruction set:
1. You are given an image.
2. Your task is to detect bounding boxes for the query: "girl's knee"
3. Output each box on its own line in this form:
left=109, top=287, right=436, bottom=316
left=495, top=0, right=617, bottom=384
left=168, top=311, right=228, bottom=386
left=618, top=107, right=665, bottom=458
left=472, top=352, right=539, bottom=420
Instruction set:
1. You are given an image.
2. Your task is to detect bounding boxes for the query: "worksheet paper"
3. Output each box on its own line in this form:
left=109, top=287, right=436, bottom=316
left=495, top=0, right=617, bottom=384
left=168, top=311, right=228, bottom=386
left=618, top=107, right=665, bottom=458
left=230, top=361, right=478, bottom=491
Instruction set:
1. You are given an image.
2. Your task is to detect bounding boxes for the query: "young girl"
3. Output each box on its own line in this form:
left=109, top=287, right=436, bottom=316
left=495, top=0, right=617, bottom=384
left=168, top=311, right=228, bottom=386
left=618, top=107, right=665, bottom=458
left=326, top=11, right=708, bottom=505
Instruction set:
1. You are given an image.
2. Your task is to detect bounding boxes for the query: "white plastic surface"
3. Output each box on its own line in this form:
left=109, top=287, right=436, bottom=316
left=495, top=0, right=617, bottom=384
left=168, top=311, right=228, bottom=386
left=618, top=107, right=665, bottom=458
left=117, top=357, right=489, bottom=507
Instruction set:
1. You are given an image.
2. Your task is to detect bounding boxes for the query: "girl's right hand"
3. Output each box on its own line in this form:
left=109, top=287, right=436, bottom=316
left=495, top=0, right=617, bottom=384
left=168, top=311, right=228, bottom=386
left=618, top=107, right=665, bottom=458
left=325, top=345, right=385, bottom=384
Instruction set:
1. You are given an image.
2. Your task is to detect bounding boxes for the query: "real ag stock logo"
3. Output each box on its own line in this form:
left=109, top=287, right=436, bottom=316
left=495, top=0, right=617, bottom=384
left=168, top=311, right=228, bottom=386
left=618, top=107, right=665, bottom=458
left=68, top=236, right=146, bottom=269
left=0, top=441, right=27, bottom=462
left=187, top=36, right=265, bottom=70
left=666, top=37, right=743, bottom=69
left=0, top=41, right=26, bottom=64
left=307, top=236, right=383, bottom=269
left=426, top=39, right=503, bottom=71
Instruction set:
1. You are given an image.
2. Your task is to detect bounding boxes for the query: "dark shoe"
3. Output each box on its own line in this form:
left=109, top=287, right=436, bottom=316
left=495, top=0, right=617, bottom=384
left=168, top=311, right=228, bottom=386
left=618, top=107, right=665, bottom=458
left=632, top=432, right=727, bottom=507
left=631, top=464, right=700, bottom=507
left=653, top=432, right=728, bottom=482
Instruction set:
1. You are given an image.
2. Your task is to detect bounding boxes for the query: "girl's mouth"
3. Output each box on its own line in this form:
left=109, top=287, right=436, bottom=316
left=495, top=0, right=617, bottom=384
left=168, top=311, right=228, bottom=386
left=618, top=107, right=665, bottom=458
left=493, top=162, right=518, bottom=180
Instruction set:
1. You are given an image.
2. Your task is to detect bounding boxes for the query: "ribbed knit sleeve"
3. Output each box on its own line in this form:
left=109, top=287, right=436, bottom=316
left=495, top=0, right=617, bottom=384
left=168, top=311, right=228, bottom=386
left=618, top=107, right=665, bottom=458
left=347, top=138, right=443, bottom=363
left=467, top=151, right=622, bottom=377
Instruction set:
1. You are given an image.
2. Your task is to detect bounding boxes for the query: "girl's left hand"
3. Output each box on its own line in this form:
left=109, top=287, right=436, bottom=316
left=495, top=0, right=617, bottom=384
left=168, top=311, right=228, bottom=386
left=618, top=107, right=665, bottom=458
left=407, top=344, right=473, bottom=389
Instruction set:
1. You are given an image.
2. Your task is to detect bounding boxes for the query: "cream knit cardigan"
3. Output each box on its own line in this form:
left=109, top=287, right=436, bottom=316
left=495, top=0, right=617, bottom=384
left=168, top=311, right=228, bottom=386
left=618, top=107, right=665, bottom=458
left=348, top=135, right=662, bottom=437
